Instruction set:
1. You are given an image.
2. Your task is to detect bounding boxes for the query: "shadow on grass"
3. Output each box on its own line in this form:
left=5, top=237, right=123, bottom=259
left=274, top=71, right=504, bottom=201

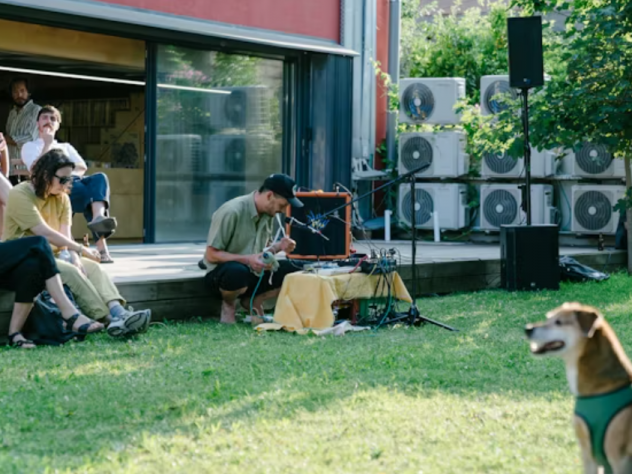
left=1, top=274, right=632, bottom=472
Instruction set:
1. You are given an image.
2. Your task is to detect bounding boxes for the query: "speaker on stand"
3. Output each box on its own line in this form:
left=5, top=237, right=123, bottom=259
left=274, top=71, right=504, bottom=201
left=501, top=16, right=560, bottom=291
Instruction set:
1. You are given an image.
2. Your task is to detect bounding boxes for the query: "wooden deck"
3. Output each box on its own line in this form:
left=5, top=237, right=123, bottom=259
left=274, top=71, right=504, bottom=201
left=0, top=240, right=625, bottom=339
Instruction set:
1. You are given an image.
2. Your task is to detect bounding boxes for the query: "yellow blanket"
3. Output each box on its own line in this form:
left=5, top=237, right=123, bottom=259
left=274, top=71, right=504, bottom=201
left=257, top=271, right=412, bottom=334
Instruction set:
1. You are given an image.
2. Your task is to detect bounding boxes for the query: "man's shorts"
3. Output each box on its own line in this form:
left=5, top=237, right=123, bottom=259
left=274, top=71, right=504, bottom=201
left=204, top=260, right=300, bottom=296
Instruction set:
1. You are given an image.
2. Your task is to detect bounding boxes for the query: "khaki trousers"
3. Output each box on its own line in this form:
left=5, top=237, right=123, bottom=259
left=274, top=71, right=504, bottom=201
left=56, top=257, right=124, bottom=321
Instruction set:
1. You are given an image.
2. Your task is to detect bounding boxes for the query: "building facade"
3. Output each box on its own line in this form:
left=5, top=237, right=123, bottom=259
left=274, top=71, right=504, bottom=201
left=0, top=0, right=357, bottom=242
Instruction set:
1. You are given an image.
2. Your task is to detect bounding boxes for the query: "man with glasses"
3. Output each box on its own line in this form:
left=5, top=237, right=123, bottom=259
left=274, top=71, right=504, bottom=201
left=21, top=105, right=118, bottom=263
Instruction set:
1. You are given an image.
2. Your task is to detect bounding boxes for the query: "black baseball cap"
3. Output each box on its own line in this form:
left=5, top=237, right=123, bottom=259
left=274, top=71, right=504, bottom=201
left=263, top=174, right=303, bottom=208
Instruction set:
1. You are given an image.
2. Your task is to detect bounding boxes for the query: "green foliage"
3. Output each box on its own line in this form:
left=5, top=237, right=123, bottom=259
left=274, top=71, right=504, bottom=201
left=463, top=0, right=632, bottom=160
left=401, top=0, right=515, bottom=105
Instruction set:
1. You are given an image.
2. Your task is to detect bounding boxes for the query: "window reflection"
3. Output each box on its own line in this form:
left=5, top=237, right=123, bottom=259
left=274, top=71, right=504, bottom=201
left=155, top=45, right=284, bottom=241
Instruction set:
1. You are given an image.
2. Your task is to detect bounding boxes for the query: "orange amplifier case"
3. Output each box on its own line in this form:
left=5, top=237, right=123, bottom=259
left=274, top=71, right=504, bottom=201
left=286, top=191, right=351, bottom=260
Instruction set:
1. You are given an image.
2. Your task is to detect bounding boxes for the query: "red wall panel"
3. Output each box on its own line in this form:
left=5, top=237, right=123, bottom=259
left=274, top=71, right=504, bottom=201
left=90, top=0, right=340, bottom=42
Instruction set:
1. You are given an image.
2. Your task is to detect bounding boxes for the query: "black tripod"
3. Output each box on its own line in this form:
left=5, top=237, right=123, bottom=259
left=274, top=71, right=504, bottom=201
left=309, top=164, right=458, bottom=332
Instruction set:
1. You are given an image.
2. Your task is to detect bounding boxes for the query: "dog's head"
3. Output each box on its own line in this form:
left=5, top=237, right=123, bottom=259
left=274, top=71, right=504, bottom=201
left=525, top=302, right=603, bottom=358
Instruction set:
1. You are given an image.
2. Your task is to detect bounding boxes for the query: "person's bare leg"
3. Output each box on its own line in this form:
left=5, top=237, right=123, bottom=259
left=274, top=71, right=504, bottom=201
left=219, top=287, right=247, bottom=324
left=90, top=201, right=107, bottom=220
left=45, top=274, right=104, bottom=331
left=8, top=303, right=36, bottom=348
left=241, top=288, right=281, bottom=317
left=95, top=236, right=108, bottom=254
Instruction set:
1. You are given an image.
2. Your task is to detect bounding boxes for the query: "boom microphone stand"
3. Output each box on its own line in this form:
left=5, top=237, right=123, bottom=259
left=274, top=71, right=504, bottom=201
left=307, top=163, right=458, bottom=332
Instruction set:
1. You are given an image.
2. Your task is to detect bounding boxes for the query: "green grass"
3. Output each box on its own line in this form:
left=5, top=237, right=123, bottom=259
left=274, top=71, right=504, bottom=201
left=2, top=273, right=632, bottom=473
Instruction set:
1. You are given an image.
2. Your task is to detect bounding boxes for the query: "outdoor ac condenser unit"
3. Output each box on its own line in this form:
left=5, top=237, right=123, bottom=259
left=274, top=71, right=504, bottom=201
left=397, top=183, right=469, bottom=230
left=571, top=184, right=625, bottom=235
left=481, top=148, right=555, bottom=178
left=480, top=75, right=518, bottom=116
left=480, top=184, right=555, bottom=230
left=558, top=144, right=625, bottom=178
left=206, top=86, right=271, bottom=131
left=155, top=134, right=202, bottom=176
left=398, top=78, right=465, bottom=125
left=398, top=131, right=469, bottom=178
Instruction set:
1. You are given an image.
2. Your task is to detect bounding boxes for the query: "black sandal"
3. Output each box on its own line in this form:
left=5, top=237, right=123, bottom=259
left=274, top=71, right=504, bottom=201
left=8, top=332, right=35, bottom=348
left=64, top=314, right=103, bottom=335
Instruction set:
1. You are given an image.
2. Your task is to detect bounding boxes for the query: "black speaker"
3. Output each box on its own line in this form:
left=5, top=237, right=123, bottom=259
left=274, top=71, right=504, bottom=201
left=500, top=225, right=559, bottom=291
left=507, top=16, right=544, bottom=89
left=286, top=192, right=351, bottom=260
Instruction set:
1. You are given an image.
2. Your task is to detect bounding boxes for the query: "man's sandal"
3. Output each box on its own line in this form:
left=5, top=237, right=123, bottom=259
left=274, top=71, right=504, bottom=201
left=8, top=332, right=36, bottom=349
left=64, top=314, right=104, bottom=335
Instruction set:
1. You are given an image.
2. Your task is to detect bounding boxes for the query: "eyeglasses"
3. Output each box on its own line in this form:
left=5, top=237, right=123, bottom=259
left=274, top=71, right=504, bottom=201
left=54, top=174, right=73, bottom=185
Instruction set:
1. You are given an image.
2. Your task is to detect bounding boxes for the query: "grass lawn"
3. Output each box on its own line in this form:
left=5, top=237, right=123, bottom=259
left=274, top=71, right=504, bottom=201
left=2, top=273, right=632, bottom=473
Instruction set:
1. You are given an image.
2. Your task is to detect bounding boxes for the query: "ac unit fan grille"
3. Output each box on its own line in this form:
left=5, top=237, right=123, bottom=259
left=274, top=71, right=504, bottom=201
left=225, top=138, right=246, bottom=173
left=484, top=80, right=517, bottom=114
left=484, top=152, right=519, bottom=174
left=402, top=83, right=434, bottom=123
left=576, top=143, right=613, bottom=174
left=574, top=190, right=612, bottom=230
left=483, top=189, right=519, bottom=227
left=401, top=136, right=433, bottom=172
left=402, top=188, right=433, bottom=226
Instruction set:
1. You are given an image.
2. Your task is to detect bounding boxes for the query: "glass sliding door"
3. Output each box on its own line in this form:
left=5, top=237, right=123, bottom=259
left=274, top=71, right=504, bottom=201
left=155, top=45, right=285, bottom=241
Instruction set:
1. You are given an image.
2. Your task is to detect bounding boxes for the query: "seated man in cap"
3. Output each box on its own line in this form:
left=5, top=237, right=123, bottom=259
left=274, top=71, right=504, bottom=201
left=203, top=174, right=303, bottom=324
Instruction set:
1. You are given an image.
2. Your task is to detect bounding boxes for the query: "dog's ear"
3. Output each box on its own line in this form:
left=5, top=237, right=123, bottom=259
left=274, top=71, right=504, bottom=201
left=575, top=309, right=602, bottom=338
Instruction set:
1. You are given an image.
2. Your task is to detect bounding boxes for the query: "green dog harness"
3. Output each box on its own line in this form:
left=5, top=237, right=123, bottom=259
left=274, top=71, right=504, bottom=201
left=574, top=385, right=632, bottom=473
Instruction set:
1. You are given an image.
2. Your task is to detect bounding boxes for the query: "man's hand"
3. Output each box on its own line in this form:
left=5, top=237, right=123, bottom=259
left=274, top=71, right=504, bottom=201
left=0, top=133, right=7, bottom=153
left=277, top=237, right=297, bottom=254
left=5, top=135, right=16, bottom=147
left=248, top=253, right=272, bottom=273
left=42, top=127, right=55, bottom=147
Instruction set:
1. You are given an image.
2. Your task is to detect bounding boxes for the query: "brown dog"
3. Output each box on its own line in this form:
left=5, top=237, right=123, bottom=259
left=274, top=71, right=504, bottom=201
left=525, top=302, right=632, bottom=474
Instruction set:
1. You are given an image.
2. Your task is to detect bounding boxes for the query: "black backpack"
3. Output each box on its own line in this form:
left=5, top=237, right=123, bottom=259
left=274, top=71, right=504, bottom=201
left=23, top=286, right=84, bottom=346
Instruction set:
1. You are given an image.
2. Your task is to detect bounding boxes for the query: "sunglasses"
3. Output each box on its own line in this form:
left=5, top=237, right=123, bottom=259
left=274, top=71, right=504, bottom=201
left=54, top=174, right=73, bottom=185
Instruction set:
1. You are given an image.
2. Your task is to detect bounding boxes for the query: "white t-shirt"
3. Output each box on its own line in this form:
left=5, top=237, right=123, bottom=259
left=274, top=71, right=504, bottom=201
left=21, top=138, right=87, bottom=176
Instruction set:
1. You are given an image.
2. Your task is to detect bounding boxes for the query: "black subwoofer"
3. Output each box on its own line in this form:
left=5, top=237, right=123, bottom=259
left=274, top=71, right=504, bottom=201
left=500, top=225, right=559, bottom=291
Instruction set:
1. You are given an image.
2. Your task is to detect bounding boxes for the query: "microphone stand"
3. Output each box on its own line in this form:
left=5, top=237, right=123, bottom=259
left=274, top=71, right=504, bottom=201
left=308, top=163, right=457, bottom=332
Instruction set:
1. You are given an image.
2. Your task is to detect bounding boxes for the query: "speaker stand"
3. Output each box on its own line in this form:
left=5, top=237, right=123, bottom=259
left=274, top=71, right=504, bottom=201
left=520, top=87, right=532, bottom=226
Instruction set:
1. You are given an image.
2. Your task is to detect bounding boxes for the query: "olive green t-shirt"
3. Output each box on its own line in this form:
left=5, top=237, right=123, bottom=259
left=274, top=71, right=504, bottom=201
left=3, top=182, right=72, bottom=253
left=203, top=192, right=273, bottom=273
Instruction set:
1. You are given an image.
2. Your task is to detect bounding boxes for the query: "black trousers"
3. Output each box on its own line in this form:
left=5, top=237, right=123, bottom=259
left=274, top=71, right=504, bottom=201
left=0, top=237, right=59, bottom=303
left=205, top=260, right=300, bottom=297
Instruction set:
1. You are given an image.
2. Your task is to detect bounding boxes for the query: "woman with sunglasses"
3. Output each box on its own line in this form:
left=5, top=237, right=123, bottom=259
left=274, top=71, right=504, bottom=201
left=3, top=149, right=151, bottom=338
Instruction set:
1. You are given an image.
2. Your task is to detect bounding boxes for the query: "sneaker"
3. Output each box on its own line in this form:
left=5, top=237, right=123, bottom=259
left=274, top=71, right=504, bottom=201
left=107, top=308, right=152, bottom=338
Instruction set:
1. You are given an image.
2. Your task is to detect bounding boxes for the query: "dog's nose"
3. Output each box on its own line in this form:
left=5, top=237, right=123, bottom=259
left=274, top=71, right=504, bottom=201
left=525, top=325, right=534, bottom=337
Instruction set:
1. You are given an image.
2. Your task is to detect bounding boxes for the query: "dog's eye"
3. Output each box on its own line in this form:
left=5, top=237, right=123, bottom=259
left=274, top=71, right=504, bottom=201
left=554, top=319, right=563, bottom=326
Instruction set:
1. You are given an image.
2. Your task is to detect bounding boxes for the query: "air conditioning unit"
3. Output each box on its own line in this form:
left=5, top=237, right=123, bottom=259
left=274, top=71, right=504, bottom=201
left=481, top=148, right=555, bottom=178
left=480, top=75, right=518, bottom=116
left=480, top=184, right=555, bottom=230
left=156, top=134, right=202, bottom=176
left=571, top=185, right=625, bottom=234
left=559, top=143, right=624, bottom=178
left=205, top=86, right=271, bottom=131
left=398, top=131, right=469, bottom=178
left=398, top=183, right=469, bottom=230
left=398, top=78, right=466, bottom=125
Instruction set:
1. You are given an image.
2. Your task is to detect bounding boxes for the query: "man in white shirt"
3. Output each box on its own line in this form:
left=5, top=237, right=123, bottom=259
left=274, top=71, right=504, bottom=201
left=5, top=77, right=41, bottom=184
left=21, top=105, right=118, bottom=263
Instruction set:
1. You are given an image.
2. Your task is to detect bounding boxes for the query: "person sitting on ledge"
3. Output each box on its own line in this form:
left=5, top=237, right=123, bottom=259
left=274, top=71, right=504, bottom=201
left=202, top=174, right=303, bottom=324
left=21, top=105, right=117, bottom=263
left=2, top=236, right=103, bottom=349
left=3, top=149, right=151, bottom=338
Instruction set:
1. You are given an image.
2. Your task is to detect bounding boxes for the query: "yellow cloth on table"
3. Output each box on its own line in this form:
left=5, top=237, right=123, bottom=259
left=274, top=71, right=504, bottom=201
left=256, top=271, right=412, bottom=334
